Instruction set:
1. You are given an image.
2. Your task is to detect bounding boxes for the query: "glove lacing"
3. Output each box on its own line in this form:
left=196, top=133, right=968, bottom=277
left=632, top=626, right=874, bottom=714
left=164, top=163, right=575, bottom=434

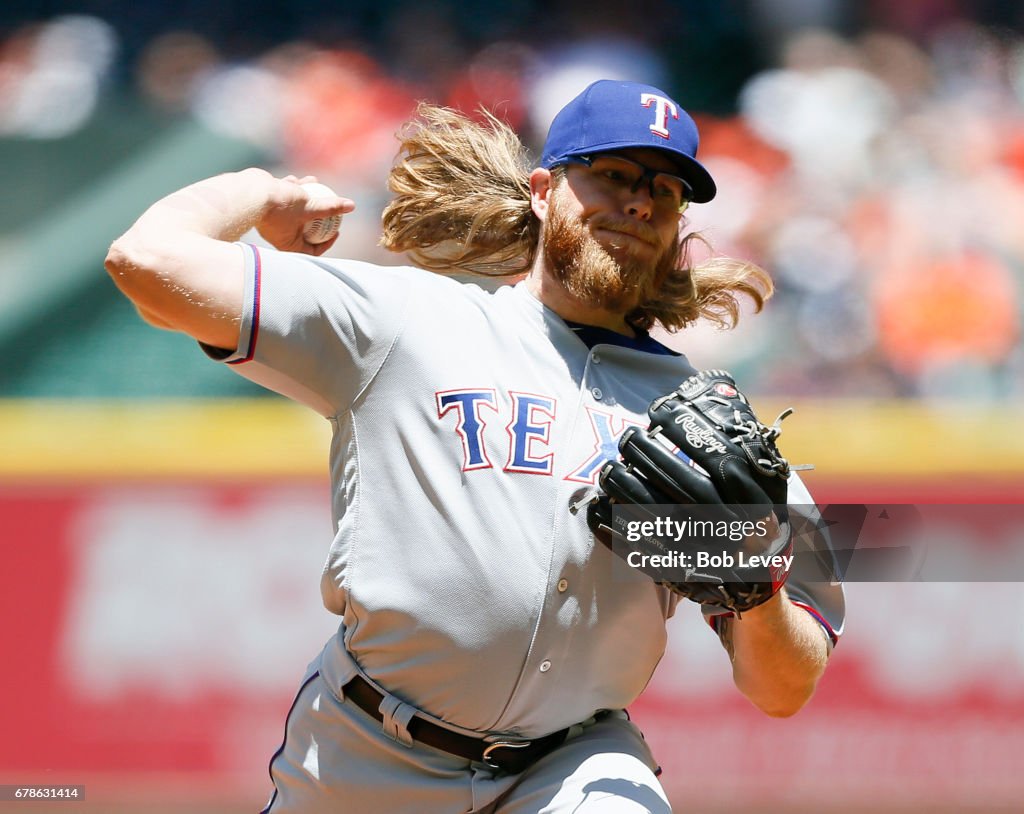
left=701, top=397, right=795, bottom=477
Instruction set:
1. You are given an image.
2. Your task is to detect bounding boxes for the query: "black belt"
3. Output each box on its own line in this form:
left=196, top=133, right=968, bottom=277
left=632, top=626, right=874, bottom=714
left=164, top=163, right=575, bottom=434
left=343, top=674, right=570, bottom=774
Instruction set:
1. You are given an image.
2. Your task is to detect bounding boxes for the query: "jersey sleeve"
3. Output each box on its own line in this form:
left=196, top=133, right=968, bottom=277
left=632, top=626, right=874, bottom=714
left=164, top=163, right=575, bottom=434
left=202, top=243, right=415, bottom=416
left=782, top=473, right=845, bottom=646
left=702, top=472, right=846, bottom=648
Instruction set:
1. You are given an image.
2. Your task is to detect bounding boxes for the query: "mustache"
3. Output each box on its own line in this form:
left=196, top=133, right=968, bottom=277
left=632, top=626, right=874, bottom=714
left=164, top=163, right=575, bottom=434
left=586, top=215, right=661, bottom=247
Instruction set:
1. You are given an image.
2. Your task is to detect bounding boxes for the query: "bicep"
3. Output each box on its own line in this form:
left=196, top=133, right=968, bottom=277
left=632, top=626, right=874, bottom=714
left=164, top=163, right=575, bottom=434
left=105, top=231, right=245, bottom=351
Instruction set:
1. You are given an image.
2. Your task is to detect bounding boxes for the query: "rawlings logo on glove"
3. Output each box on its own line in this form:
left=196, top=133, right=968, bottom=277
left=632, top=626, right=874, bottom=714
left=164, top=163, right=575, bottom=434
left=581, top=370, right=804, bottom=613
left=678, top=414, right=728, bottom=454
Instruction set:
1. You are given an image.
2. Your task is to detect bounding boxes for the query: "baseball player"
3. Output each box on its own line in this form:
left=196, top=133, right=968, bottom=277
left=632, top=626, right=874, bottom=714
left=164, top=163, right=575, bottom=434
left=105, top=79, right=844, bottom=813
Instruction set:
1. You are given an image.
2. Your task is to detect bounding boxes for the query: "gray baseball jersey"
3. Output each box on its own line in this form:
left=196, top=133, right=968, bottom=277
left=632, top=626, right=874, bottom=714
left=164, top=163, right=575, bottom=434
left=208, top=243, right=844, bottom=808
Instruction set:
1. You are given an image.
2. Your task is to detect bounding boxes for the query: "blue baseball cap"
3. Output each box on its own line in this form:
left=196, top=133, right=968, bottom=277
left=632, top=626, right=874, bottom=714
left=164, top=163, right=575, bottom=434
left=540, top=79, right=716, bottom=203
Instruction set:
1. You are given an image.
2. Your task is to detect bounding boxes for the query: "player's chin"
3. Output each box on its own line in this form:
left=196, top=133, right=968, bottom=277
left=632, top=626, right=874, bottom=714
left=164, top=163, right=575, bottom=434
left=605, top=243, right=664, bottom=283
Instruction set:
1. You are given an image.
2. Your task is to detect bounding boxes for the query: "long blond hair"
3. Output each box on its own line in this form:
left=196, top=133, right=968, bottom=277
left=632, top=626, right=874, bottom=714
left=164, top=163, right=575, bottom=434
left=381, top=103, right=772, bottom=331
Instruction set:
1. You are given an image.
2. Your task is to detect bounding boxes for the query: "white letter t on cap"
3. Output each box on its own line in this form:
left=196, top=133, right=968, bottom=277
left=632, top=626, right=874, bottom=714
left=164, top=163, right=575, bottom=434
left=640, top=93, right=679, bottom=139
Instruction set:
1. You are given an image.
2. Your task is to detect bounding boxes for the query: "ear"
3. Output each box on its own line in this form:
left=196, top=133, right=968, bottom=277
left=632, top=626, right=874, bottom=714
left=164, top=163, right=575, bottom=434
left=529, top=167, right=554, bottom=222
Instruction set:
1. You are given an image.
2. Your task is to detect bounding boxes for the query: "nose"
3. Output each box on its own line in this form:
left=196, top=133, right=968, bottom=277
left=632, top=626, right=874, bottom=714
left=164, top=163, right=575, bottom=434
left=624, top=180, right=654, bottom=221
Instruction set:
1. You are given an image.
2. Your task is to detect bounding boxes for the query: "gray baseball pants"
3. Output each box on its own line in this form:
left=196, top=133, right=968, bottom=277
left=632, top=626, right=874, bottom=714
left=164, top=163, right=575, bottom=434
left=260, top=639, right=671, bottom=813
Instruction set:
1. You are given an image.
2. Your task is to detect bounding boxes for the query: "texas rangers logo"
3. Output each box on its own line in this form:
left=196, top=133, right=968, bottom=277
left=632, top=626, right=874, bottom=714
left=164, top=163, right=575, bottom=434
left=640, top=93, right=679, bottom=139
left=677, top=414, right=728, bottom=453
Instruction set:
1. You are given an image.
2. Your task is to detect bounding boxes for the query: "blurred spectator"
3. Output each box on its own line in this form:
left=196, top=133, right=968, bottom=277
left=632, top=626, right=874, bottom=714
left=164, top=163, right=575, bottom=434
left=280, top=48, right=418, bottom=181
left=0, top=15, right=117, bottom=138
left=875, top=252, right=1018, bottom=375
left=137, top=30, right=219, bottom=114
left=445, top=42, right=538, bottom=131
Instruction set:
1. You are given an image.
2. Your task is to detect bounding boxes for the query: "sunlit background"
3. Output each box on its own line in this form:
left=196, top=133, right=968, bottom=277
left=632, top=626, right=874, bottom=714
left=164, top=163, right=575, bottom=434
left=1, top=1, right=1022, bottom=811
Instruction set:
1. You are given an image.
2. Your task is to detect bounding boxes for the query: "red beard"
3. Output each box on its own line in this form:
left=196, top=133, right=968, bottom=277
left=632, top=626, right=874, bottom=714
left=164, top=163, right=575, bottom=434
left=542, top=188, right=680, bottom=316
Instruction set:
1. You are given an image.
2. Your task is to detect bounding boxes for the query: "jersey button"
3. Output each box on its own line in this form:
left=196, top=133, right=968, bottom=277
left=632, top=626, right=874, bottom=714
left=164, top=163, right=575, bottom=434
left=592, top=354, right=601, bottom=364
left=591, top=387, right=603, bottom=400
left=539, top=660, right=552, bottom=673
left=557, top=578, right=569, bottom=593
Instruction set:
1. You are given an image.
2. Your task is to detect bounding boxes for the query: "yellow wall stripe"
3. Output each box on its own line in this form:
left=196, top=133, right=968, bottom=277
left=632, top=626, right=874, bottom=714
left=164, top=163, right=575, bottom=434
left=0, top=400, right=331, bottom=478
left=0, top=398, right=1018, bottom=478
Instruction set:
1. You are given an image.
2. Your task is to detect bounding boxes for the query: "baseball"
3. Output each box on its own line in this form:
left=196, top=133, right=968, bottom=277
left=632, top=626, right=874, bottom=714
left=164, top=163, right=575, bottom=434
left=301, top=182, right=343, bottom=244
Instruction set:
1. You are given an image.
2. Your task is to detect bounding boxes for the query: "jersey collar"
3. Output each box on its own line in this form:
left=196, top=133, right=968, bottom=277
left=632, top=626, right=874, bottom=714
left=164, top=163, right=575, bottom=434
left=562, top=319, right=679, bottom=356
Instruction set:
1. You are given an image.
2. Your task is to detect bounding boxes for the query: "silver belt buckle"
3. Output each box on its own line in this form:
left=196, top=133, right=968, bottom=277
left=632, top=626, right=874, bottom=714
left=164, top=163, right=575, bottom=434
left=482, top=739, right=532, bottom=769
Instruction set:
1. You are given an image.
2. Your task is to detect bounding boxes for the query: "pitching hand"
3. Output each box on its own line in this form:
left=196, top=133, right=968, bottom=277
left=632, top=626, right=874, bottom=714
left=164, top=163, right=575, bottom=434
left=255, top=172, right=355, bottom=256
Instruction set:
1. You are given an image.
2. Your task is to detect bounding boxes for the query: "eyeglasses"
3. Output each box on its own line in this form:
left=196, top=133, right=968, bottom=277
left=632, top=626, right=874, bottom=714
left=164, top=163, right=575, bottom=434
left=561, top=153, right=693, bottom=214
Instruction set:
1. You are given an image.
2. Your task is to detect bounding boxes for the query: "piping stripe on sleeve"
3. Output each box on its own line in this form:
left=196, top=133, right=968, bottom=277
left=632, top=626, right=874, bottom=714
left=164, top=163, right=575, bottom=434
left=789, top=599, right=839, bottom=647
left=228, top=243, right=262, bottom=365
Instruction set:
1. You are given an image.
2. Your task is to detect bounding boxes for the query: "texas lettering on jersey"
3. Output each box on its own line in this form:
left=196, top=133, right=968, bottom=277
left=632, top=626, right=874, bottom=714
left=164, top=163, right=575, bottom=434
left=436, top=389, right=641, bottom=483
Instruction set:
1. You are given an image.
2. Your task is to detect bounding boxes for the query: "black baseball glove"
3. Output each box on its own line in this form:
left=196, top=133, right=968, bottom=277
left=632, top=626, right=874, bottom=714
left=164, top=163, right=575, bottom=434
left=584, top=370, right=799, bottom=613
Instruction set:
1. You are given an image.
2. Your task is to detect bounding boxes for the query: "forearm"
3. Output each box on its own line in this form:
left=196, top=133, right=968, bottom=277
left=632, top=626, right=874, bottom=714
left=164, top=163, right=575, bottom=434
left=123, top=167, right=280, bottom=246
left=724, top=589, right=830, bottom=717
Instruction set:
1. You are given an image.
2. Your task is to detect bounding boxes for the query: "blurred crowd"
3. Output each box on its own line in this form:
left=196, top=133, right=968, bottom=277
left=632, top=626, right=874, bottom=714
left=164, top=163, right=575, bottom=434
left=685, top=23, right=1024, bottom=402
left=1, top=3, right=1022, bottom=401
